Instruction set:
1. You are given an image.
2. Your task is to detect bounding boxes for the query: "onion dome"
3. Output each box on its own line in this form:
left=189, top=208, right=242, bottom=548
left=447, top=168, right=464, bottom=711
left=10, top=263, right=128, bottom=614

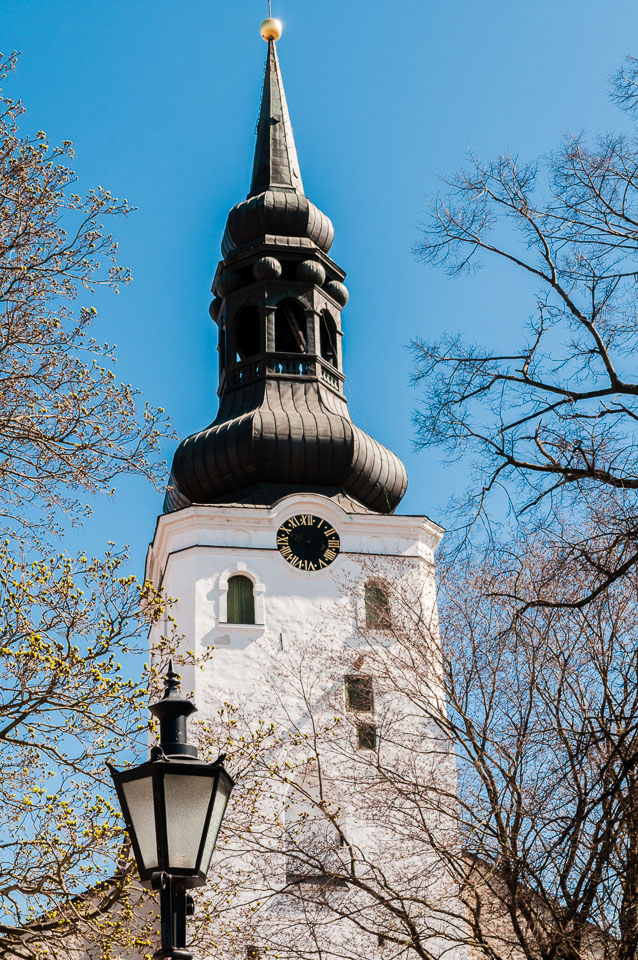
left=165, top=381, right=406, bottom=515
left=164, top=26, right=407, bottom=516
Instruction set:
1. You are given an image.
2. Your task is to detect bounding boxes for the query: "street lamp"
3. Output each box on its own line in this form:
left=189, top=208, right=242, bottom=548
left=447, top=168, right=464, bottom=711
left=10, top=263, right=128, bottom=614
left=109, top=661, right=234, bottom=960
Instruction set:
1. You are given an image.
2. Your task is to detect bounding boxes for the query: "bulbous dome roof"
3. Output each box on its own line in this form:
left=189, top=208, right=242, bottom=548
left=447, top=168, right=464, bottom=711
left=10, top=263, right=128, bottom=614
left=165, top=381, right=407, bottom=515
left=222, top=189, right=334, bottom=259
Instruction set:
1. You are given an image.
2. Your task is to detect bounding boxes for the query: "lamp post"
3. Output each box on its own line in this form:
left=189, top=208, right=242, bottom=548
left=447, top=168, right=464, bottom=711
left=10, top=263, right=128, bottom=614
left=109, top=661, right=234, bottom=960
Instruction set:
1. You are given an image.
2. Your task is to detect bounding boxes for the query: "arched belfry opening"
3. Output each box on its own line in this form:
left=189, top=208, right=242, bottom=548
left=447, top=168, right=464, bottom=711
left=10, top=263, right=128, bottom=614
left=218, top=325, right=226, bottom=372
left=275, top=299, right=307, bottom=354
left=234, top=306, right=261, bottom=362
left=320, top=310, right=338, bottom=368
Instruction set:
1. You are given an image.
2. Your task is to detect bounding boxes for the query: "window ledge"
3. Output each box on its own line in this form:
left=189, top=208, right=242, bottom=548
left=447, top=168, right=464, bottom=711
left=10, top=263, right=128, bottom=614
left=218, top=621, right=265, bottom=631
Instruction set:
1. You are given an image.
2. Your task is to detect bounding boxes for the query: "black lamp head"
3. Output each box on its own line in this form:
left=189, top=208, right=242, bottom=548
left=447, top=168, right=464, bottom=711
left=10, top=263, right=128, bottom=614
left=108, top=662, right=235, bottom=889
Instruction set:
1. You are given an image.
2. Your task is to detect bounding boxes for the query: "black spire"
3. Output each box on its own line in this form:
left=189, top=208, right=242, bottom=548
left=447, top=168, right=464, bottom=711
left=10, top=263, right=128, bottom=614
left=250, top=40, right=304, bottom=197
left=163, top=31, right=407, bottom=516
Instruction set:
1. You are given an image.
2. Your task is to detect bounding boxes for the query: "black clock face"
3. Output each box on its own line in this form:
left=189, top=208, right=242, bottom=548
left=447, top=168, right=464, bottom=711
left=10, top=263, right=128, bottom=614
left=276, top=515, right=341, bottom=571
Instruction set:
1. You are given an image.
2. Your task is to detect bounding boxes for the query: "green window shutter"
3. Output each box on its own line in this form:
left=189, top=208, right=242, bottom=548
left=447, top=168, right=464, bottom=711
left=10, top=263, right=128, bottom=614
left=227, top=575, right=255, bottom=624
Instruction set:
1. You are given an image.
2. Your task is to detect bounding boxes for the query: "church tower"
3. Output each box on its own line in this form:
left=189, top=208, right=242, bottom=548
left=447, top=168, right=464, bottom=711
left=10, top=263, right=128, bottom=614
left=146, top=19, right=467, bottom=960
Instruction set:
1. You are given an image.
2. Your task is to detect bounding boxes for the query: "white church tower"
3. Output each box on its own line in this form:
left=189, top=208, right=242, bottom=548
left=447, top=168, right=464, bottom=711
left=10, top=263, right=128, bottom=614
left=146, top=19, right=469, bottom=960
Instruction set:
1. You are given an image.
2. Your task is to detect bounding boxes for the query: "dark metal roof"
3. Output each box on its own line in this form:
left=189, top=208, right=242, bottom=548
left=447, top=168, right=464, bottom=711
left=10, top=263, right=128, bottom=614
left=163, top=37, right=408, bottom=517
left=250, top=40, right=304, bottom=197
left=222, top=189, right=334, bottom=260
left=222, top=41, right=334, bottom=259
left=166, top=380, right=406, bottom=515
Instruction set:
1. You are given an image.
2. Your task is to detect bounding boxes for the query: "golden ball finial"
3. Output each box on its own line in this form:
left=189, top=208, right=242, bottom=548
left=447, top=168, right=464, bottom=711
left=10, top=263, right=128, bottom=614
left=260, top=17, right=283, bottom=42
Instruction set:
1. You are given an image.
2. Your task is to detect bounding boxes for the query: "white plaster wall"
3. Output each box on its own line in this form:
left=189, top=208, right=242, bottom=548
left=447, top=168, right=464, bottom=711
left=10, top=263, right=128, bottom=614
left=147, top=494, right=441, bottom=698
left=146, top=494, right=468, bottom=960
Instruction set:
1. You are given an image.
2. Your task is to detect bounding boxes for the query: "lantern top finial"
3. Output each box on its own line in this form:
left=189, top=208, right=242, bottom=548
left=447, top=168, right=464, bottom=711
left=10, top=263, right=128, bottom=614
left=165, top=658, right=180, bottom=693
left=150, top=662, right=198, bottom=758
left=260, top=17, right=283, bottom=41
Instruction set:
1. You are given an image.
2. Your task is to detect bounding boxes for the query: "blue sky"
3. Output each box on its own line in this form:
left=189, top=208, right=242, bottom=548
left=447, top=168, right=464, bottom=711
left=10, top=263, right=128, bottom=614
left=1, top=0, right=636, bottom=572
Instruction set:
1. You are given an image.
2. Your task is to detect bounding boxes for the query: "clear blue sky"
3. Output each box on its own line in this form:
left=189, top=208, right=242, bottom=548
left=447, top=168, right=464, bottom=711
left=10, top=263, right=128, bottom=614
left=1, top=0, right=636, bottom=572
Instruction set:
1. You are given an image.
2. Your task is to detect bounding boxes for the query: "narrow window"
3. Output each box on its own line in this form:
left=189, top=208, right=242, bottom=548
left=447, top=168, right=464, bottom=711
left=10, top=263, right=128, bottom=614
left=365, top=580, right=391, bottom=629
left=275, top=300, right=307, bottom=354
left=320, top=310, right=338, bottom=368
left=345, top=675, right=374, bottom=713
left=234, top=306, right=261, bottom=361
left=357, top=722, right=377, bottom=752
left=227, top=575, right=255, bottom=624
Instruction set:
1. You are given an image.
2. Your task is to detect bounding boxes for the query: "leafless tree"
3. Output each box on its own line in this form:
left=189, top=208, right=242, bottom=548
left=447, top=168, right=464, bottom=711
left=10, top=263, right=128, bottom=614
left=436, top=541, right=638, bottom=960
left=0, top=52, right=169, bottom=538
left=192, top=544, right=638, bottom=960
left=412, top=56, right=638, bottom=609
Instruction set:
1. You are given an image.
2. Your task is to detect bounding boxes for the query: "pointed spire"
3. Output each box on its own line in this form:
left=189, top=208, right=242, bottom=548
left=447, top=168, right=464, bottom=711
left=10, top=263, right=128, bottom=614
left=150, top=660, right=198, bottom=758
left=249, top=39, right=304, bottom=198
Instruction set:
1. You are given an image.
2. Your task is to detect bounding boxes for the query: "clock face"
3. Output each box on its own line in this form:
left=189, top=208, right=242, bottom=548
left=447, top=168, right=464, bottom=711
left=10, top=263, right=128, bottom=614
left=276, top=515, right=341, bottom=571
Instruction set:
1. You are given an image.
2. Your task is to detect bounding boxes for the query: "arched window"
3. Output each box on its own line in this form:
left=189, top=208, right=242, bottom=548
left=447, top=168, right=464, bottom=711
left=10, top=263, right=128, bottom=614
left=275, top=299, right=307, bottom=354
left=320, top=310, right=338, bottom=368
left=234, top=306, right=261, bottom=361
left=364, top=580, right=391, bottom=629
left=227, top=575, right=255, bottom=624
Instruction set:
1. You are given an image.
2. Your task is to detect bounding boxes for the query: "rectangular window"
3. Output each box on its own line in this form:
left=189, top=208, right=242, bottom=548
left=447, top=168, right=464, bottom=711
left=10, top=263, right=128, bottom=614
left=357, top=722, right=377, bottom=752
left=365, top=582, right=391, bottom=629
left=345, top=675, right=374, bottom=713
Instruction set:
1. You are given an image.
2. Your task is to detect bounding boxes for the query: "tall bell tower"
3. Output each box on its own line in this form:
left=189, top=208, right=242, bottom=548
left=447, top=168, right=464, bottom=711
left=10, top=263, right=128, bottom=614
left=146, top=19, right=468, bottom=960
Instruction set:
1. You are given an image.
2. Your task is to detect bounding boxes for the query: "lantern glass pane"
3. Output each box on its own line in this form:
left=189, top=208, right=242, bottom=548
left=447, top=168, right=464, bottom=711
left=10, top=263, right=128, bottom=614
left=200, top=777, right=231, bottom=877
left=121, top=775, right=158, bottom=871
left=164, top=772, right=214, bottom=871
